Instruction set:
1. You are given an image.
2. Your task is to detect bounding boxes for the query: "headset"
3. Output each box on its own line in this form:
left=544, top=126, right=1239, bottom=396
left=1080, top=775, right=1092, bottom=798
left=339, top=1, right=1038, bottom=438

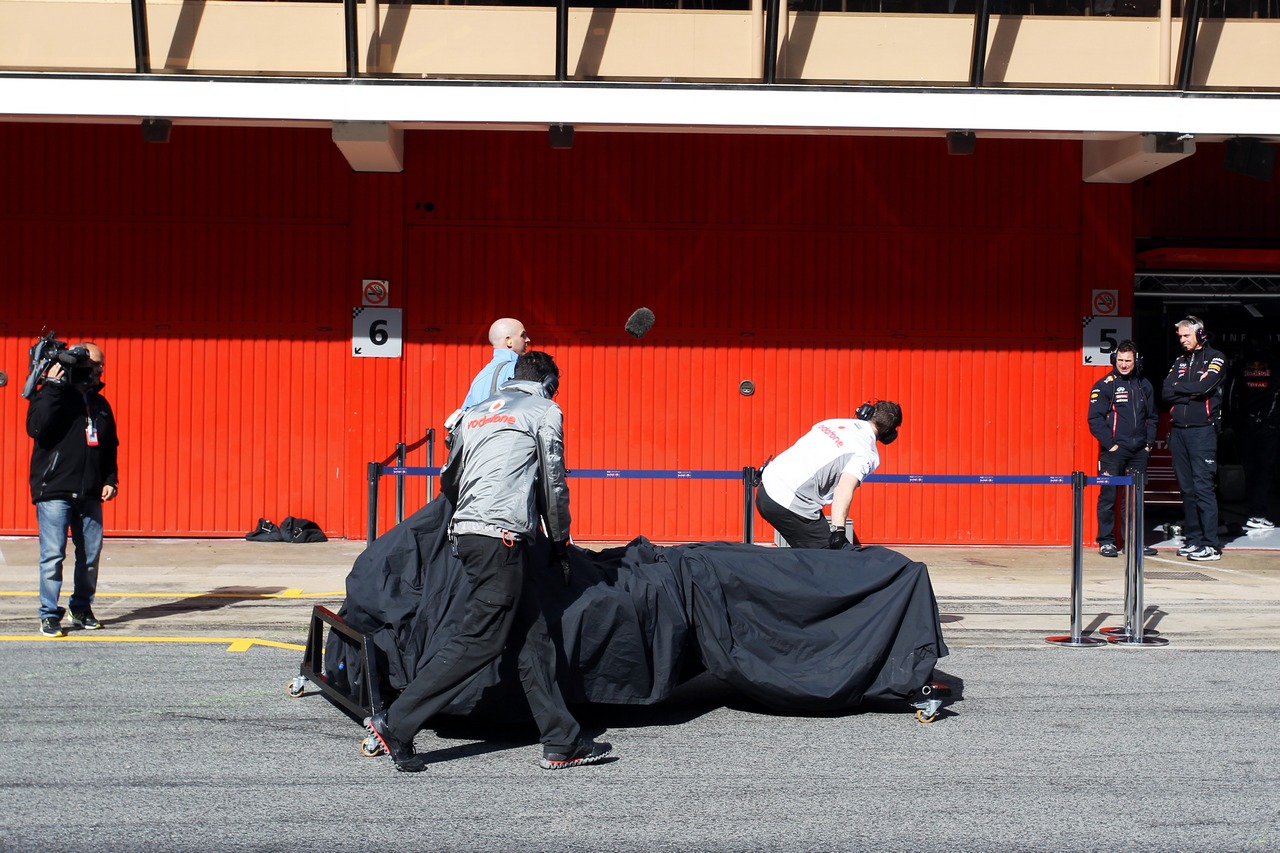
left=1109, top=340, right=1143, bottom=373
left=1181, top=316, right=1208, bottom=345
left=856, top=400, right=899, bottom=444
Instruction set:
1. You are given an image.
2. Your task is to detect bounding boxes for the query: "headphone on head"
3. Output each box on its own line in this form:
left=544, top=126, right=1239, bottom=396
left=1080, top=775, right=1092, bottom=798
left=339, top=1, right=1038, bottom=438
left=1182, top=316, right=1208, bottom=345
left=1110, top=340, right=1142, bottom=372
left=856, top=400, right=899, bottom=444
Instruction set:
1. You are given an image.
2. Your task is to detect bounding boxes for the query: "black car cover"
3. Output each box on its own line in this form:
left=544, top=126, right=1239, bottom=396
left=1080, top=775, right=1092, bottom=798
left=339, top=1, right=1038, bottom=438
left=326, top=500, right=947, bottom=719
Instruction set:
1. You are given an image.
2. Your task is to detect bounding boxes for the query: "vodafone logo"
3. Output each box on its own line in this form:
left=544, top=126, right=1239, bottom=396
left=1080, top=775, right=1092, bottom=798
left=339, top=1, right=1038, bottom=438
left=468, top=401, right=515, bottom=428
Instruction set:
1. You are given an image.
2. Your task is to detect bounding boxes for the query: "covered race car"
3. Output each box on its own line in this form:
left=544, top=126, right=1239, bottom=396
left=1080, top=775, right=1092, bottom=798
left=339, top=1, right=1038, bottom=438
left=319, top=499, right=949, bottom=728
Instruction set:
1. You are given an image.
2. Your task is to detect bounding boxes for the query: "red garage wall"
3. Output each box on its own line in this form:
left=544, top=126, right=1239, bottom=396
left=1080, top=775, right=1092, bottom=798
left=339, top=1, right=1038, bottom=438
left=1, top=123, right=1112, bottom=543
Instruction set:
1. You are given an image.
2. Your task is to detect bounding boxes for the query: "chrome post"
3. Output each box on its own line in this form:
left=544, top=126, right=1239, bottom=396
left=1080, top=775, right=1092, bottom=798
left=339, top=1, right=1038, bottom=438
left=1047, top=471, right=1106, bottom=647
left=1109, top=470, right=1169, bottom=646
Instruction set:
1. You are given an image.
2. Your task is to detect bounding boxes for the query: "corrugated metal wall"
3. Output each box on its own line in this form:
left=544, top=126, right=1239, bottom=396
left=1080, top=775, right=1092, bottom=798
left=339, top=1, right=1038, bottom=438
left=0, top=123, right=362, bottom=536
left=1134, top=141, right=1280, bottom=240
left=0, top=122, right=1156, bottom=543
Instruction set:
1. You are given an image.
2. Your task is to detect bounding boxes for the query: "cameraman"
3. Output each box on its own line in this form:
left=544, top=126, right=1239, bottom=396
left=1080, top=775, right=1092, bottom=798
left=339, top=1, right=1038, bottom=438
left=26, top=342, right=119, bottom=637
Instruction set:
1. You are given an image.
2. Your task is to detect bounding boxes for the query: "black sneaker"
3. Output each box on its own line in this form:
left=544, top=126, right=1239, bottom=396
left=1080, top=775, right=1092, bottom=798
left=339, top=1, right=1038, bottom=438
left=362, top=712, right=426, bottom=772
left=1142, top=546, right=1158, bottom=557
left=540, top=739, right=613, bottom=770
left=70, top=610, right=103, bottom=630
left=40, top=617, right=64, bottom=638
left=1098, top=543, right=1119, bottom=558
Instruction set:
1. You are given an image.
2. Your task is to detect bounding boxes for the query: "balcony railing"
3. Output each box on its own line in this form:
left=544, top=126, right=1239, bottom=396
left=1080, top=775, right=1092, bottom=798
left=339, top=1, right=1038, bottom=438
left=1, top=0, right=1278, bottom=88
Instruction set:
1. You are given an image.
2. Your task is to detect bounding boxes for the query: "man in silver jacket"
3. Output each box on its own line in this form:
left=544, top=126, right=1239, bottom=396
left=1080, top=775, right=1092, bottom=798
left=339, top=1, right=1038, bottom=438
left=364, top=351, right=612, bottom=772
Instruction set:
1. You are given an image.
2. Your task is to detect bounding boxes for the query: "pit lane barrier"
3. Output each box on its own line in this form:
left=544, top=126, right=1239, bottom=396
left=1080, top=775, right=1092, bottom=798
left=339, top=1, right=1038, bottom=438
left=367, top=464, right=1164, bottom=646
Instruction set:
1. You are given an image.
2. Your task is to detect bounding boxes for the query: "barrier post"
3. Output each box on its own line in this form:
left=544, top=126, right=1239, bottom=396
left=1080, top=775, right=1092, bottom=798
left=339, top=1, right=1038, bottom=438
left=1046, top=471, right=1107, bottom=647
left=1101, top=477, right=1138, bottom=640
left=367, top=461, right=382, bottom=545
left=742, top=466, right=757, bottom=544
left=394, top=442, right=406, bottom=525
left=426, top=428, right=436, bottom=502
left=1109, top=470, right=1169, bottom=647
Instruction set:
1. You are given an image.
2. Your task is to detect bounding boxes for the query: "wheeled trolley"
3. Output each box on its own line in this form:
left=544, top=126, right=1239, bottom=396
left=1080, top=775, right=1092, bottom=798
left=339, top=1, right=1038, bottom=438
left=285, top=604, right=387, bottom=757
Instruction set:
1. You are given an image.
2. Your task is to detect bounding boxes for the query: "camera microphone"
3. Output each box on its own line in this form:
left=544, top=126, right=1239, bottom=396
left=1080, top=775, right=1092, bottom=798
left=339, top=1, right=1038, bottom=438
left=625, top=307, right=655, bottom=339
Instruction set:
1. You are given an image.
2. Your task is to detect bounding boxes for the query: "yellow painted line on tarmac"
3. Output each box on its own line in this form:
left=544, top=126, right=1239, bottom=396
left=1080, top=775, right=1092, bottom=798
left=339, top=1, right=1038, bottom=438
left=0, top=590, right=343, bottom=599
left=0, top=634, right=304, bottom=652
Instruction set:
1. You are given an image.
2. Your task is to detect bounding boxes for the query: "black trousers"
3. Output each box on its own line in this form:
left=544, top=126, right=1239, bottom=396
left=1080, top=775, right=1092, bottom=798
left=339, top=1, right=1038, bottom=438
left=1170, top=425, right=1220, bottom=550
left=756, top=485, right=831, bottom=548
left=385, top=534, right=580, bottom=752
left=1096, top=446, right=1149, bottom=546
left=1238, top=425, right=1278, bottom=519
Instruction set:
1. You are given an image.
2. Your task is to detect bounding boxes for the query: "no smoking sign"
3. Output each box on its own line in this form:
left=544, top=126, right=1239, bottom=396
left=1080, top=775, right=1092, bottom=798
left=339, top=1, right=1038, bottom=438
left=362, top=279, right=389, bottom=307
left=1091, top=289, right=1119, bottom=316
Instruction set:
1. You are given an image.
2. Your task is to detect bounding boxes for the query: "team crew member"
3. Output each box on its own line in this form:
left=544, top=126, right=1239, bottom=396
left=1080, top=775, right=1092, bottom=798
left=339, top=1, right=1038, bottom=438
left=461, top=317, right=530, bottom=409
left=27, top=342, right=119, bottom=637
left=1226, top=336, right=1278, bottom=530
left=364, top=351, right=611, bottom=773
left=1163, top=316, right=1228, bottom=562
left=757, top=401, right=902, bottom=549
left=1088, top=341, right=1157, bottom=558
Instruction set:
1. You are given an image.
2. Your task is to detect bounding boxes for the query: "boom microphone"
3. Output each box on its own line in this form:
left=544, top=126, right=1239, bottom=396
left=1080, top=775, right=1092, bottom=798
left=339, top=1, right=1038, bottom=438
left=625, top=307, right=655, bottom=339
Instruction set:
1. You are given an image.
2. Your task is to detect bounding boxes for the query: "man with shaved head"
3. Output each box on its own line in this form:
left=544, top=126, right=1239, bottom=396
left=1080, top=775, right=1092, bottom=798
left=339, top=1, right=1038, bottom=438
left=461, top=318, right=531, bottom=410
left=27, top=341, right=119, bottom=637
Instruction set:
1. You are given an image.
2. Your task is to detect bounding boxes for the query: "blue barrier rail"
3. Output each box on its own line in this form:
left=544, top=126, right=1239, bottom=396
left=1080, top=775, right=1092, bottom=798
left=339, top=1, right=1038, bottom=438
left=368, top=460, right=1158, bottom=648
left=381, top=469, right=1133, bottom=485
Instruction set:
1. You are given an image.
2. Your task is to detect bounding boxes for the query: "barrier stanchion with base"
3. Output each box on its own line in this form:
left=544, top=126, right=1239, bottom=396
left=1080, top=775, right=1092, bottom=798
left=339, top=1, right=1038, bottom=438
left=1046, top=471, right=1107, bottom=647
left=366, top=461, right=382, bottom=545
left=1107, top=470, right=1169, bottom=647
left=1099, top=476, right=1143, bottom=640
left=742, top=467, right=758, bottom=545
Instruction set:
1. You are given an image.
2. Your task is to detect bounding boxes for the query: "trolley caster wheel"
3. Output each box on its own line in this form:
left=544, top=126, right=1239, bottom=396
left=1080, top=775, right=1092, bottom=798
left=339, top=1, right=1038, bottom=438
left=916, top=709, right=938, bottom=724
left=286, top=676, right=308, bottom=698
left=360, top=734, right=384, bottom=758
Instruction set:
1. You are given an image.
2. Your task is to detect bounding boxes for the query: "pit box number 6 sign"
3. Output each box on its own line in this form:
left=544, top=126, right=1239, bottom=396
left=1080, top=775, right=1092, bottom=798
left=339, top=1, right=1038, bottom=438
left=352, top=307, right=403, bottom=358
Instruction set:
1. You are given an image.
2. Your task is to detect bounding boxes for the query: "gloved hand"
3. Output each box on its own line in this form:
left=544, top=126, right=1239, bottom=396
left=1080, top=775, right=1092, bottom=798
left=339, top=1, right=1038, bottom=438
left=551, top=540, right=572, bottom=585
left=828, top=524, right=848, bottom=550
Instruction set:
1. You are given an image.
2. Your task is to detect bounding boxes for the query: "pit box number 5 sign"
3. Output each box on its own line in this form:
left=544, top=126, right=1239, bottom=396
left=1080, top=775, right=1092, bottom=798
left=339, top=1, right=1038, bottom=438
left=352, top=307, right=403, bottom=358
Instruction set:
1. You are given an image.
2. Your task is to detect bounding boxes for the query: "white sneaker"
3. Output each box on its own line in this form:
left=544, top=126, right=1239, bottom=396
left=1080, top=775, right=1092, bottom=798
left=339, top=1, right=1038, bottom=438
left=1244, top=517, right=1275, bottom=530
left=1187, top=546, right=1221, bottom=562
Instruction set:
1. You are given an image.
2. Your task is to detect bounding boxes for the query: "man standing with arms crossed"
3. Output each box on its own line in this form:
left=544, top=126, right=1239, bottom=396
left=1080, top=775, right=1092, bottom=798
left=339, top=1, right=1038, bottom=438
left=1088, top=341, right=1157, bottom=558
left=1163, top=317, right=1228, bottom=562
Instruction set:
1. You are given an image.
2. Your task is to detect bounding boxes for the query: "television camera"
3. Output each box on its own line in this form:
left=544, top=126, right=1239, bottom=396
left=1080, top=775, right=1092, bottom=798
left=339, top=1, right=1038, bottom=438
left=21, top=331, right=95, bottom=399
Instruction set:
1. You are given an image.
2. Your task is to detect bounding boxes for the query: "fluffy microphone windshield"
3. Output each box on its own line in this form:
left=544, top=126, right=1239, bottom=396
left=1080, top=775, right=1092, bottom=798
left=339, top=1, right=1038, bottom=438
left=625, top=307, right=655, bottom=339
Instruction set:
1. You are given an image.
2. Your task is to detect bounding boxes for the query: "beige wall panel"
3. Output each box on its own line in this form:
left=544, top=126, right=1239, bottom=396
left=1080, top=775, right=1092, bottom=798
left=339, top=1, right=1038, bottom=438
left=781, top=14, right=973, bottom=83
left=1194, top=20, right=1280, bottom=88
left=379, top=8, right=756, bottom=80
left=0, top=0, right=135, bottom=71
left=984, top=18, right=1166, bottom=86
left=145, top=1, right=346, bottom=74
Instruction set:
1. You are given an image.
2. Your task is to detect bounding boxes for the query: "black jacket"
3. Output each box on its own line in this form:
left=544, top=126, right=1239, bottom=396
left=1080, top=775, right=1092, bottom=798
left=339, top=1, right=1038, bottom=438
left=1162, top=344, right=1227, bottom=429
left=1088, top=369, right=1157, bottom=451
left=27, top=381, right=119, bottom=504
